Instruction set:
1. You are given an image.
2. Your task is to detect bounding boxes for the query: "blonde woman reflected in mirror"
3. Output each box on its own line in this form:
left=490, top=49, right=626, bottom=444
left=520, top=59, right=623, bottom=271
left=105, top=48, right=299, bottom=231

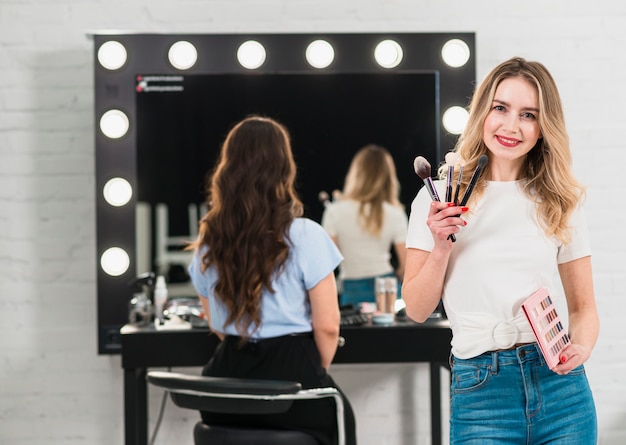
left=322, top=144, right=408, bottom=308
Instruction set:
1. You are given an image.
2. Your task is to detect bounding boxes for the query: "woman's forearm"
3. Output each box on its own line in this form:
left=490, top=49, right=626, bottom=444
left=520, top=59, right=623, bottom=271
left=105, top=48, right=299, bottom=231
left=314, top=328, right=339, bottom=370
left=402, top=247, right=451, bottom=322
left=568, top=308, right=599, bottom=354
left=309, top=272, right=341, bottom=370
left=558, top=256, right=599, bottom=366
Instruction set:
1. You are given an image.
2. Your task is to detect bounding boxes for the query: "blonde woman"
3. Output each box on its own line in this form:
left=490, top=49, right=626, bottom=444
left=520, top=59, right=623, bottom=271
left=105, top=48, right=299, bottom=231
left=403, top=57, right=598, bottom=443
left=322, top=144, right=408, bottom=306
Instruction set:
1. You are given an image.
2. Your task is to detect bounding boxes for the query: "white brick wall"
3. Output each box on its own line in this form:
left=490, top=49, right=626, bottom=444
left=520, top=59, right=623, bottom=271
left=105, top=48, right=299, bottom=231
left=1, top=1, right=625, bottom=444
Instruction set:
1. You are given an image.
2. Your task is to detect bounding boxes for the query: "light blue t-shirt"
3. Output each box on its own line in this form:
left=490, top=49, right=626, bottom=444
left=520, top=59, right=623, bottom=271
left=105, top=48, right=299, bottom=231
left=188, top=218, right=343, bottom=339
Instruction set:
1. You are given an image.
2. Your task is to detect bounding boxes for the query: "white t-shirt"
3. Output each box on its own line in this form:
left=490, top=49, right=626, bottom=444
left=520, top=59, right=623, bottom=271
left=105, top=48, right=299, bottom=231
left=322, top=199, right=408, bottom=280
left=406, top=180, right=591, bottom=359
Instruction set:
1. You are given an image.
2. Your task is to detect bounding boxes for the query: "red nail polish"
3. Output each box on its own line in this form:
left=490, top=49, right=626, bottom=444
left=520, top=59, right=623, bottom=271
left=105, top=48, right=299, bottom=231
left=461, top=207, right=469, bottom=212
left=560, top=355, right=567, bottom=363
left=447, top=203, right=455, bottom=207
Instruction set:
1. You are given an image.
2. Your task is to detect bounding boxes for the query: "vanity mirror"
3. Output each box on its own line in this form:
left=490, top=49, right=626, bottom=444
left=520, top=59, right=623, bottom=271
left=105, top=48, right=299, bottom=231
left=93, top=32, right=475, bottom=353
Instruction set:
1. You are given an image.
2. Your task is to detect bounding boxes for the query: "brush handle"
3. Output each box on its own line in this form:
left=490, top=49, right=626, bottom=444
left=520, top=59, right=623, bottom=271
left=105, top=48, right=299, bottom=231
left=445, top=165, right=453, bottom=203
left=453, top=165, right=464, bottom=205
left=446, top=165, right=484, bottom=242
left=446, top=166, right=457, bottom=243
left=447, top=164, right=484, bottom=241
left=424, top=179, right=456, bottom=242
left=423, top=177, right=441, bottom=202
left=460, top=165, right=485, bottom=206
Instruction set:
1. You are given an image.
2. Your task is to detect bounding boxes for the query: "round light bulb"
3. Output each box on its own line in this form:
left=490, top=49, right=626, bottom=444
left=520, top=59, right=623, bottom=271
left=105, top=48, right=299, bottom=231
left=97, top=41, right=127, bottom=70
left=168, top=41, right=198, bottom=70
left=374, top=40, right=403, bottom=69
left=441, top=39, right=471, bottom=68
left=100, top=109, right=130, bottom=139
left=103, top=177, right=133, bottom=207
left=237, top=40, right=266, bottom=70
left=100, top=247, right=130, bottom=277
left=305, top=40, right=335, bottom=69
left=442, top=106, right=469, bottom=135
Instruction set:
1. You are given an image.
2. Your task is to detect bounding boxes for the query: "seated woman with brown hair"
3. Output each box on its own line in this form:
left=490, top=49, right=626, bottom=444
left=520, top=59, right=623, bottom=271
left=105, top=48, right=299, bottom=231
left=188, top=115, right=357, bottom=445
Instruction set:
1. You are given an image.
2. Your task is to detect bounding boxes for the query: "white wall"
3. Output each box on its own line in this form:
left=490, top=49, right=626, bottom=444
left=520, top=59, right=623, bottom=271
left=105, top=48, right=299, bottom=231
left=1, top=1, right=625, bottom=444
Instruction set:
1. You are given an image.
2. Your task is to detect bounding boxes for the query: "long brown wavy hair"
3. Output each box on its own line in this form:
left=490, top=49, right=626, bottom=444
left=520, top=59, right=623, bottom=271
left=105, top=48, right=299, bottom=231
left=342, top=144, right=403, bottom=236
left=188, top=115, right=303, bottom=337
left=440, top=57, right=585, bottom=244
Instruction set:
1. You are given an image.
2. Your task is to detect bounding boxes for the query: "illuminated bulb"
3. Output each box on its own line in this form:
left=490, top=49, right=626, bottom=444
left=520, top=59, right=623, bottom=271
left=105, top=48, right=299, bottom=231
left=103, top=177, right=132, bottom=207
left=374, top=40, right=403, bottom=69
left=168, top=41, right=198, bottom=70
left=100, top=247, right=130, bottom=277
left=305, top=40, right=334, bottom=69
left=100, top=109, right=130, bottom=139
left=97, top=41, right=127, bottom=70
left=441, top=39, right=471, bottom=68
left=237, top=40, right=266, bottom=69
left=442, top=106, right=469, bottom=135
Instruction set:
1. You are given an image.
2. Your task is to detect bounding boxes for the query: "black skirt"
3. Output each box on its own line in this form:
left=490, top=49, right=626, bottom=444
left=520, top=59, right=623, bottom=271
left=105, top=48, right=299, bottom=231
left=201, top=332, right=357, bottom=445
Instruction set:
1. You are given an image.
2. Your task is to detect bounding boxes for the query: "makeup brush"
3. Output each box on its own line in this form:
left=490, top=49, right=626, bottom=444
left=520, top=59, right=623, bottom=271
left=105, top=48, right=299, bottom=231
left=444, top=152, right=459, bottom=203
left=414, top=155, right=456, bottom=242
left=459, top=155, right=489, bottom=206
left=453, top=162, right=464, bottom=206
left=413, top=156, right=441, bottom=202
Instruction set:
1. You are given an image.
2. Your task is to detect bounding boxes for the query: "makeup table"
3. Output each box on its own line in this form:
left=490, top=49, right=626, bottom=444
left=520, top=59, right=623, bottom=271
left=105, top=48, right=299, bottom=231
left=121, top=318, right=452, bottom=445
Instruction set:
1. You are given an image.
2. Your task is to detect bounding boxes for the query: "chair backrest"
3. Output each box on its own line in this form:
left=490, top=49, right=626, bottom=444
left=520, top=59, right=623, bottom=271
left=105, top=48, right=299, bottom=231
left=147, top=371, right=302, bottom=414
left=146, top=371, right=345, bottom=445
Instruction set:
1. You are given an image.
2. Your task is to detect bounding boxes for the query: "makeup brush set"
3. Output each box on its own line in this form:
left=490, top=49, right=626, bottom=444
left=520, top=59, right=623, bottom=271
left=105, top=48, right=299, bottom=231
left=413, top=152, right=488, bottom=242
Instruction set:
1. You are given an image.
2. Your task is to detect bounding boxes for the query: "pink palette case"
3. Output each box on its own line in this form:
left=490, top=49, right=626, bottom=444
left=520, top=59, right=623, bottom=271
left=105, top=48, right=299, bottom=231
left=520, top=288, right=570, bottom=370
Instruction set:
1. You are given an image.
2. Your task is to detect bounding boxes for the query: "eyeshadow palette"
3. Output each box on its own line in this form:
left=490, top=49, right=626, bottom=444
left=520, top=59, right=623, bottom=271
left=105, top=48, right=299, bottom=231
left=521, top=288, right=570, bottom=370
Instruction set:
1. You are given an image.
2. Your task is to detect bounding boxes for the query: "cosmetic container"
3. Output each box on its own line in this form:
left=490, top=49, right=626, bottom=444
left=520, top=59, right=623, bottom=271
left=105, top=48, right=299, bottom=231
left=154, top=275, right=168, bottom=324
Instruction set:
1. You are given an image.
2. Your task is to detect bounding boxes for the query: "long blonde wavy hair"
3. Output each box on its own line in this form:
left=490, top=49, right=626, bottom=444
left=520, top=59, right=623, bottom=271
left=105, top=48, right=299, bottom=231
left=342, top=144, right=403, bottom=236
left=441, top=57, right=585, bottom=244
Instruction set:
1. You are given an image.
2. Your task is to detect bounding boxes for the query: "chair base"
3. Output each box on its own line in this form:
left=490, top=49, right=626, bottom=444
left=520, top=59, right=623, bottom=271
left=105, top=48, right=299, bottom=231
left=194, top=421, right=321, bottom=445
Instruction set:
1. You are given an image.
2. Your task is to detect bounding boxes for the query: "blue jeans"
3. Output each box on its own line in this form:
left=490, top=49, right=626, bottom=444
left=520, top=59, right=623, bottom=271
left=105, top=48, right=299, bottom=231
left=450, top=343, right=597, bottom=444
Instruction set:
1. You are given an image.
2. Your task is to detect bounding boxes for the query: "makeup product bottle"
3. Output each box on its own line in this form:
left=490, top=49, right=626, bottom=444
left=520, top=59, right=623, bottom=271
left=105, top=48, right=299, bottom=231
left=154, top=275, right=168, bottom=325
left=385, top=277, right=398, bottom=313
left=128, top=272, right=155, bottom=327
left=375, top=277, right=388, bottom=313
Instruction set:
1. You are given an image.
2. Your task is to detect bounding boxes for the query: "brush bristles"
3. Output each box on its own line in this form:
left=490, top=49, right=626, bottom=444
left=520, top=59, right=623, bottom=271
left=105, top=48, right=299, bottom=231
left=478, top=154, right=488, bottom=168
left=413, top=156, right=432, bottom=180
left=445, top=151, right=459, bottom=166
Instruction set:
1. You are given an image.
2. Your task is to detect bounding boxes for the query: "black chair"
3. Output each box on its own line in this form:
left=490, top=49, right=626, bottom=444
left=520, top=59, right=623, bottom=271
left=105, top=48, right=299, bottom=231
left=146, top=371, right=346, bottom=445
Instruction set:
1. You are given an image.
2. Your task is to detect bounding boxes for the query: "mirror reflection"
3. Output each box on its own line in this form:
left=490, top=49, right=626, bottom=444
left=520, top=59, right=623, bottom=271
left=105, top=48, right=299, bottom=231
left=135, top=72, right=440, bottom=296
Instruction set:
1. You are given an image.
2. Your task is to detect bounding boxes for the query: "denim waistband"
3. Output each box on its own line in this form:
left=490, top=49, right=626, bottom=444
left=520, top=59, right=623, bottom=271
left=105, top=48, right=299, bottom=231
left=451, top=342, right=545, bottom=369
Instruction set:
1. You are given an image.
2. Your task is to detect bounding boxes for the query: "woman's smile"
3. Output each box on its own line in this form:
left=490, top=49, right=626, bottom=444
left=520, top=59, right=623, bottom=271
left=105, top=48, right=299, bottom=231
left=495, top=134, right=522, bottom=147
